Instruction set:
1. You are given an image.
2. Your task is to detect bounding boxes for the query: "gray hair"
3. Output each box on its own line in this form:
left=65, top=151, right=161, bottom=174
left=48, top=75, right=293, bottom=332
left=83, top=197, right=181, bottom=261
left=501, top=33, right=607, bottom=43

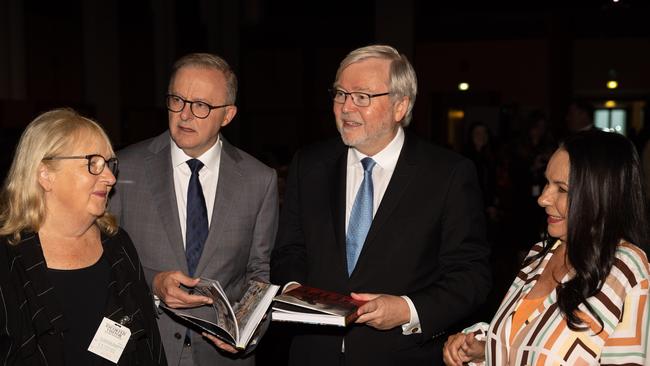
left=335, top=45, right=417, bottom=126
left=169, top=53, right=238, bottom=104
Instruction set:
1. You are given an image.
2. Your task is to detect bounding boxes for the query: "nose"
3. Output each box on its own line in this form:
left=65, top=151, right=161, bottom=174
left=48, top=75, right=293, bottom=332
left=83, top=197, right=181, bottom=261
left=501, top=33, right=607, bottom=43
left=341, top=94, right=357, bottom=113
left=537, top=186, right=550, bottom=208
left=101, top=167, right=117, bottom=186
left=180, top=102, right=192, bottom=121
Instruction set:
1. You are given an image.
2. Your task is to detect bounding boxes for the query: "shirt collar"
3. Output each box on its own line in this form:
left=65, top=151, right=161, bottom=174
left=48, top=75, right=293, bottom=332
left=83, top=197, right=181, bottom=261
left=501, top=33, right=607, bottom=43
left=349, top=127, right=404, bottom=169
left=170, top=135, right=222, bottom=171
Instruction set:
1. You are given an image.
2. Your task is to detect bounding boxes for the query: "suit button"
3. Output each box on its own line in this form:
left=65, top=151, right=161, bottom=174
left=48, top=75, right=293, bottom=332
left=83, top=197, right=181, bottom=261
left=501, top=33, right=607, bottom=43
left=174, top=332, right=182, bottom=339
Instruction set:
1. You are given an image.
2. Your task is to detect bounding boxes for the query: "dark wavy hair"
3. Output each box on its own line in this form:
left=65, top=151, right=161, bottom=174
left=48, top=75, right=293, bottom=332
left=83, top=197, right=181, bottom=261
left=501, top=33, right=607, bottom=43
left=527, top=130, right=648, bottom=331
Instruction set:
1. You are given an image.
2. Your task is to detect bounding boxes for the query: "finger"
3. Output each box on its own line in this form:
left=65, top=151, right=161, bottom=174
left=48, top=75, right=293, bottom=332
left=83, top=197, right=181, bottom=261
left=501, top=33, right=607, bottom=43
left=174, top=273, right=201, bottom=287
left=450, top=334, right=467, bottom=364
left=202, top=333, right=239, bottom=354
left=350, top=292, right=380, bottom=301
left=356, top=299, right=379, bottom=315
left=354, top=312, right=374, bottom=324
left=173, top=290, right=213, bottom=307
left=355, top=306, right=383, bottom=327
left=163, top=287, right=211, bottom=308
left=443, top=340, right=462, bottom=366
left=284, top=283, right=300, bottom=293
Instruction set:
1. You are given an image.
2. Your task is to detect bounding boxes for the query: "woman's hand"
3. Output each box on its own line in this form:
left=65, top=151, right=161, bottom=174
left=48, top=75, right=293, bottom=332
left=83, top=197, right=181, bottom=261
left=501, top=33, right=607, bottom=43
left=442, top=332, right=486, bottom=366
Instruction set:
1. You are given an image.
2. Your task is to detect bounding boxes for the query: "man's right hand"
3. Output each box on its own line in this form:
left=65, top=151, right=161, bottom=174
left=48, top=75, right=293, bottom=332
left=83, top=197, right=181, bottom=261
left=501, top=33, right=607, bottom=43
left=152, top=271, right=213, bottom=308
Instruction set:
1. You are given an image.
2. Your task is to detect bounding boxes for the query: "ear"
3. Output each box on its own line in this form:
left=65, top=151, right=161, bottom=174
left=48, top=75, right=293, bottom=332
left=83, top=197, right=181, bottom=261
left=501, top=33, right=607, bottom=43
left=38, top=163, right=54, bottom=192
left=220, top=105, right=238, bottom=127
left=393, top=96, right=409, bottom=123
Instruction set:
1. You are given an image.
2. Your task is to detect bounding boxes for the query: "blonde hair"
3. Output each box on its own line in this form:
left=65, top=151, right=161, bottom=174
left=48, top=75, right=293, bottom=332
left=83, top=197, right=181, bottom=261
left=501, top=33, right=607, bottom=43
left=335, top=44, right=417, bottom=126
left=169, top=52, right=238, bottom=104
left=0, top=108, right=118, bottom=244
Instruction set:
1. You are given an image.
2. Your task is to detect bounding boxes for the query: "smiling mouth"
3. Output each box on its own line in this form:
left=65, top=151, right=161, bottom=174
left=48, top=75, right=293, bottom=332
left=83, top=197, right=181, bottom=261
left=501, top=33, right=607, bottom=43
left=178, top=126, right=195, bottom=133
left=343, top=120, right=362, bottom=127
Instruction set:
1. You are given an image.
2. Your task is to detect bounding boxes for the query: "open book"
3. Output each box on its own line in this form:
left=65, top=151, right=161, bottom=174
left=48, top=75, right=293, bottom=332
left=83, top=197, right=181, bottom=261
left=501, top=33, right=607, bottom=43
left=160, top=279, right=279, bottom=350
left=271, top=285, right=367, bottom=327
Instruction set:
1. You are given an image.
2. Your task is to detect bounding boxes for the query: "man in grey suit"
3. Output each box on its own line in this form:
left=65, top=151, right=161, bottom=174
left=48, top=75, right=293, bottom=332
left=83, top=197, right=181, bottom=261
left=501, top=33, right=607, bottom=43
left=110, top=53, right=279, bottom=365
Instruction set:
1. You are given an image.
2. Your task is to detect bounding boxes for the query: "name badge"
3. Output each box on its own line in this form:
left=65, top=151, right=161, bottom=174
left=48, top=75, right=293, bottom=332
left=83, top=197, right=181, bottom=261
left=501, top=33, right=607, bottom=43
left=88, top=317, right=131, bottom=363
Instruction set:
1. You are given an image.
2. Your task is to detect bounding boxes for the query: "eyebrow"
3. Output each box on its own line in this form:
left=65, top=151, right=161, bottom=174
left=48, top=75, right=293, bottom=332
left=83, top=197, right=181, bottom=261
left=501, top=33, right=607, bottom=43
left=333, top=86, right=374, bottom=93
left=169, top=93, right=212, bottom=104
left=549, top=177, right=568, bottom=186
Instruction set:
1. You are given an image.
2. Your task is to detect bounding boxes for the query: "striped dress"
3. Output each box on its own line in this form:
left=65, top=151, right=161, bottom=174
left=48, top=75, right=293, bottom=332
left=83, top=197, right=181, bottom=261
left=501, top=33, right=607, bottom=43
left=465, top=240, right=650, bottom=365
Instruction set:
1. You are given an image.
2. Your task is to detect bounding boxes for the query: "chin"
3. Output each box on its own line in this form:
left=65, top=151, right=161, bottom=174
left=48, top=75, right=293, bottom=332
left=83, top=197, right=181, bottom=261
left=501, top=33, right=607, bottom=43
left=340, top=134, right=365, bottom=148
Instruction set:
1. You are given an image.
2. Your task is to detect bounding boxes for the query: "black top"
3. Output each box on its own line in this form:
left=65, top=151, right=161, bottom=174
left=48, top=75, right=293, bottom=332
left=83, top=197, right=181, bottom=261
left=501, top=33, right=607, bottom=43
left=0, top=229, right=168, bottom=365
left=48, top=255, right=110, bottom=365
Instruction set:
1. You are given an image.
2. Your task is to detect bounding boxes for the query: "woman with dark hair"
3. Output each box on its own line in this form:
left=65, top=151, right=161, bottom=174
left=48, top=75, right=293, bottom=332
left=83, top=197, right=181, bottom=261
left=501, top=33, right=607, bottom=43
left=443, top=130, right=650, bottom=366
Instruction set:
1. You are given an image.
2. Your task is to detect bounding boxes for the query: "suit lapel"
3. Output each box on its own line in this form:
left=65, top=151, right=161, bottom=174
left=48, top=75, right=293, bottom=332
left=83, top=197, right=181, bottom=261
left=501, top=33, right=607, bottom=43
left=355, top=134, right=418, bottom=271
left=145, top=138, right=187, bottom=272
left=194, top=138, right=241, bottom=275
left=330, top=148, right=349, bottom=261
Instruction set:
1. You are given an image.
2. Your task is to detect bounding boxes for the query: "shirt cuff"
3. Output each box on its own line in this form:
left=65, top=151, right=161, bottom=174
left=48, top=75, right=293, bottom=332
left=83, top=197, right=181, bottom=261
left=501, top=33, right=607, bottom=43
left=400, top=295, right=421, bottom=335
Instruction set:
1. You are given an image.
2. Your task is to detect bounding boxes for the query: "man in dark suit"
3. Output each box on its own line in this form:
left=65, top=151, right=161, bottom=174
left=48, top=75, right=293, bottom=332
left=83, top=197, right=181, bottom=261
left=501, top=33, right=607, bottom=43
left=111, top=53, right=278, bottom=365
left=271, top=45, right=491, bottom=365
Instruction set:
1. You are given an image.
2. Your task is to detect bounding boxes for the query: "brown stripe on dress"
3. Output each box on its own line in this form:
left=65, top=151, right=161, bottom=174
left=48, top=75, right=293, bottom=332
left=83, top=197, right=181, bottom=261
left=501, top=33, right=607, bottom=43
left=490, top=339, right=497, bottom=364
left=520, top=350, right=529, bottom=365
left=614, top=258, right=638, bottom=288
left=526, top=302, right=559, bottom=347
left=494, top=287, right=525, bottom=331
left=594, top=291, right=622, bottom=320
left=563, top=337, right=597, bottom=361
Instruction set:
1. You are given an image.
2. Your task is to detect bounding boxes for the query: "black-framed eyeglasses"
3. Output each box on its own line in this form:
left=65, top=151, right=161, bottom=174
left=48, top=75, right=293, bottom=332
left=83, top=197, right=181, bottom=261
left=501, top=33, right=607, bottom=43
left=329, top=88, right=390, bottom=107
left=166, top=94, right=232, bottom=119
left=42, top=154, right=118, bottom=176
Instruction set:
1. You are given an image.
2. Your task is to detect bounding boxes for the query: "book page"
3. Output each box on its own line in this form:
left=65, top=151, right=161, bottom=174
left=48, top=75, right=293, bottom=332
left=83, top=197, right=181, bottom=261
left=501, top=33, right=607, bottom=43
left=232, top=281, right=278, bottom=347
left=193, top=278, right=239, bottom=342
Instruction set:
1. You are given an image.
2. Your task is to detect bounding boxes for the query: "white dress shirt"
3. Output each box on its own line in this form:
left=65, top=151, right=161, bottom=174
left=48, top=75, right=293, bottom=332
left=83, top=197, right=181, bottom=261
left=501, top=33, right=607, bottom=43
left=170, top=137, right=222, bottom=249
left=345, top=127, right=421, bottom=335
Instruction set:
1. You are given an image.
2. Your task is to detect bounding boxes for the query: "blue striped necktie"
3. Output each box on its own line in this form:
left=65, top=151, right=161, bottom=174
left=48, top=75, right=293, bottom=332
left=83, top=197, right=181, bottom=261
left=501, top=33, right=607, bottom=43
left=185, top=159, right=208, bottom=277
left=346, top=157, right=376, bottom=275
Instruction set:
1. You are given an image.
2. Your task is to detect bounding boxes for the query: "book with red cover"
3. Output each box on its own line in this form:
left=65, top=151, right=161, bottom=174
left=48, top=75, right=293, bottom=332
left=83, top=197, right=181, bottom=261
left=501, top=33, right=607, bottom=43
left=271, top=285, right=367, bottom=326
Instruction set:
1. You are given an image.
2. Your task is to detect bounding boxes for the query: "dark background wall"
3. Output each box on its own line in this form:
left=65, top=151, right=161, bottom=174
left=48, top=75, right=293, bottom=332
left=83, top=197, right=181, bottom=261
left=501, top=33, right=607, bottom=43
left=2, top=0, right=649, bottom=167
left=2, top=1, right=650, bottom=362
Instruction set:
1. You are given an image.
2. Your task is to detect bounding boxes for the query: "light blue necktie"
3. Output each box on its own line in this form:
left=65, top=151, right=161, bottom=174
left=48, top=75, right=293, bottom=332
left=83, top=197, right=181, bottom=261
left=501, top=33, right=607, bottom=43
left=346, top=157, right=376, bottom=275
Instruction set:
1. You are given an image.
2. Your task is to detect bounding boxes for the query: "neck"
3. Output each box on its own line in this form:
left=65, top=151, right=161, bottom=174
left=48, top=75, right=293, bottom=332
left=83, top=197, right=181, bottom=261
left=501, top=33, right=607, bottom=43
left=38, top=224, right=103, bottom=270
left=40, top=213, right=98, bottom=240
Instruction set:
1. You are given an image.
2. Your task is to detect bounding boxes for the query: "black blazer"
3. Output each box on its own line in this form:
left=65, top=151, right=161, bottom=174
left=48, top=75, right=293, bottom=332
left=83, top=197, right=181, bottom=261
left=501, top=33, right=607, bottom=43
left=271, top=132, right=492, bottom=366
left=0, top=229, right=167, bottom=366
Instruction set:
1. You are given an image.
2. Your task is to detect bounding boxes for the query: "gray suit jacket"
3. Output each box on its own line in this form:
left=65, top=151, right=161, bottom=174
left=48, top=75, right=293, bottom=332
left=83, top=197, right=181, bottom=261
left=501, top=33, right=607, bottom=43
left=110, top=131, right=279, bottom=365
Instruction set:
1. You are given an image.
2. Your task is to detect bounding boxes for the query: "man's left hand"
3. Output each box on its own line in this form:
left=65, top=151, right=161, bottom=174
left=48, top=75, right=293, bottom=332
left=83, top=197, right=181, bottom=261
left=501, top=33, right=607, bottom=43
left=351, top=293, right=410, bottom=330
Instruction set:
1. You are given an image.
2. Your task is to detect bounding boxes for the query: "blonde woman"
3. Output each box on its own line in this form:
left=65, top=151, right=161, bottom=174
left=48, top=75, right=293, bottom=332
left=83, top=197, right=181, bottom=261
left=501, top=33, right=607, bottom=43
left=0, top=109, right=166, bottom=365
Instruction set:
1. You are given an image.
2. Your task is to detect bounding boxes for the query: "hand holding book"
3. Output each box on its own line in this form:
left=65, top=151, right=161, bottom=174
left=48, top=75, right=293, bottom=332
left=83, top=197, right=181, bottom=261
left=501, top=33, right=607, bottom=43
left=350, top=292, right=412, bottom=330
left=152, top=271, right=213, bottom=308
left=160, top=278, right=279, bottom=350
